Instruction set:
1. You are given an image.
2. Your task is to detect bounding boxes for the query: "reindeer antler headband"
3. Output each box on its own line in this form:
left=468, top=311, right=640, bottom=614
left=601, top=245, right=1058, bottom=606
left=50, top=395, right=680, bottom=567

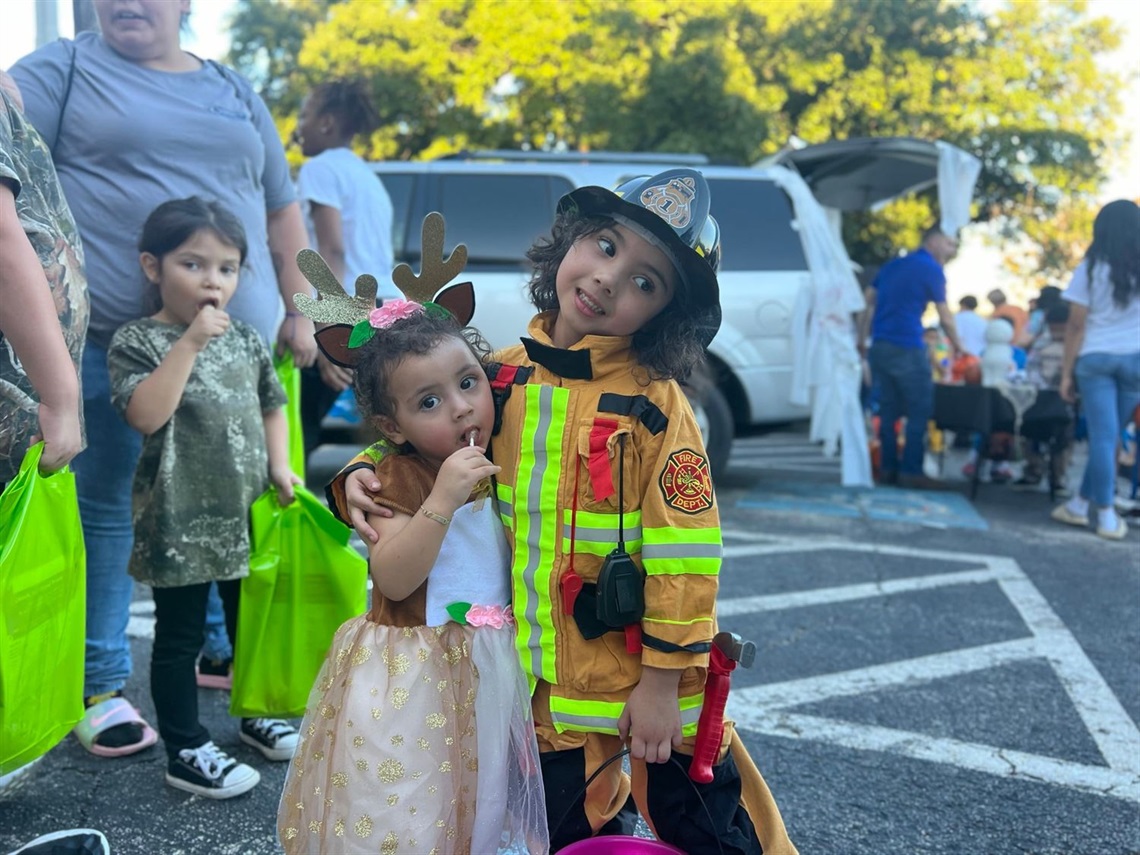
left=293, top=212, right=475, bottom=368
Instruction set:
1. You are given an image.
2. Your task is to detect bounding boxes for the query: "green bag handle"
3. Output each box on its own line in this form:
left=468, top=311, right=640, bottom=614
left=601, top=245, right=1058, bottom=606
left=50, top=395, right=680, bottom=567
left=274, top=352, right=307, bottom=481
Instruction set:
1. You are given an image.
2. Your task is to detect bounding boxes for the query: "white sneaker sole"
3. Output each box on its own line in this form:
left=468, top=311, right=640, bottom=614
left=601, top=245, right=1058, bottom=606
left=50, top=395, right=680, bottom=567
left=165, top=767, right=260, bottom=799
left=9, top=829, right=110, bottom=855
left=240, top=730, right=297, bottom=762
left=1096, top=519, right=1129, bottom=541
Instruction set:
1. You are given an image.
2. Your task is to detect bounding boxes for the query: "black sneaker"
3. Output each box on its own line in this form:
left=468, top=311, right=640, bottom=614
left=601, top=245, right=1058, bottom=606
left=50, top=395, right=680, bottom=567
left=166, top=741, right=259, bottom=799
left=1010, top=476, right=1042, bottom=491
left=240, top=718, right=299, bottom=761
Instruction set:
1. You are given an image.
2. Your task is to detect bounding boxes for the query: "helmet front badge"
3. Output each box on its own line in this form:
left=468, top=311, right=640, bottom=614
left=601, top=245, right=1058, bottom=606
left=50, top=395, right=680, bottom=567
left=639, top=177, right=697, bottom=229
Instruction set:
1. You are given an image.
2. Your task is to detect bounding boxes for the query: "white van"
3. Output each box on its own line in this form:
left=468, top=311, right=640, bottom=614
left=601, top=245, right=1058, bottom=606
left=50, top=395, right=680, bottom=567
left=369, top=151, right=843, bottom=476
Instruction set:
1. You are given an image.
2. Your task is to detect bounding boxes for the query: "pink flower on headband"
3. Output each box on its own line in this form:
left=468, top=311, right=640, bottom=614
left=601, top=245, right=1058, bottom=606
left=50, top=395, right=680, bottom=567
left=369, top=300, right=423, bottom=329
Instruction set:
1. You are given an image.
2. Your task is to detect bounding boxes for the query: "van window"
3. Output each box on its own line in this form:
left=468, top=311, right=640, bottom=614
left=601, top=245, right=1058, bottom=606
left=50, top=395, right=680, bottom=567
left=376, top=173, right=415, bottom=262
left=431, top=175, right=574, bottom=269
left=707, top=179, right=807, bottom=271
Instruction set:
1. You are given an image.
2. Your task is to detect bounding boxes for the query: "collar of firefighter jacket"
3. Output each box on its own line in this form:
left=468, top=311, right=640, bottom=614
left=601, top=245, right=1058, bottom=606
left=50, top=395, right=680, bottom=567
left=520, top=312, right=635, bottom=382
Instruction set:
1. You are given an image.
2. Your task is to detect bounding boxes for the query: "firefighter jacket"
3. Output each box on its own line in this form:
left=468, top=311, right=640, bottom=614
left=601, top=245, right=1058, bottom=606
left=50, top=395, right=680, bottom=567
left=491, top=312, right=721, bottom=739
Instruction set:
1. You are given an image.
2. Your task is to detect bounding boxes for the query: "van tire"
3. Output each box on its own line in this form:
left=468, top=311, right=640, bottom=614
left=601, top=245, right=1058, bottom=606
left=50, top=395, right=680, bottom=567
left=689, top=383, right=733, bottom=482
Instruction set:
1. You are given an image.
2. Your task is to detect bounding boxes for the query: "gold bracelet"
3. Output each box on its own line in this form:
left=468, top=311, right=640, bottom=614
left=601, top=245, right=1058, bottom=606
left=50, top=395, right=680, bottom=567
left=420, top=505, right=450, bottom=526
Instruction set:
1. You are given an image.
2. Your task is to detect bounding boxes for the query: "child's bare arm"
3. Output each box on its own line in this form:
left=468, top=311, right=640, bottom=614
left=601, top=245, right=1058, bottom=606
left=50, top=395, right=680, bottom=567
left=370, top=447, right=500, bottom=600
left=125, top=307, right=229, bottom=434
left=262, top=406, right=300, bottom=504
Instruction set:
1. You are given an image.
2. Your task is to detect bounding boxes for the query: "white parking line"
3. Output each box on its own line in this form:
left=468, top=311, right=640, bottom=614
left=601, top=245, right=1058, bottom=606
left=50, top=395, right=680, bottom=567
left=720, top=531, right=1140, bottom=803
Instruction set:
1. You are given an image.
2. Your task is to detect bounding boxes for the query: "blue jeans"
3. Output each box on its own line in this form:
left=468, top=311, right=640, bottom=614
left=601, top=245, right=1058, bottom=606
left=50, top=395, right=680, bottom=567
left=73, top=343, right=142, bottom=698
left=1074, top=351, right=1140, bottom=507
left=201, top=582, right=233, bottom=662
left=870, top=341, right=933, bottom=476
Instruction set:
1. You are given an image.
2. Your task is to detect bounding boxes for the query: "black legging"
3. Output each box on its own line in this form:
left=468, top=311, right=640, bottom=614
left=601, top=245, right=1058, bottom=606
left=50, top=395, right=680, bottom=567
left=150, top=579, right=240, bottom=760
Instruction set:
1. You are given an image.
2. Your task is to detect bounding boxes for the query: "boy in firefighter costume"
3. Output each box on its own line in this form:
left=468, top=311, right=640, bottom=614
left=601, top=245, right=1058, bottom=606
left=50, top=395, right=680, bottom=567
left=333, top=169, right=797, bottom=853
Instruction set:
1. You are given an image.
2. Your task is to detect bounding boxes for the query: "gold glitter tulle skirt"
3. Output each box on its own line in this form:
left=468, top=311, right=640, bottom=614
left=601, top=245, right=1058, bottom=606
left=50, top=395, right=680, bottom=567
left=278, top=616, right=549, bottom=854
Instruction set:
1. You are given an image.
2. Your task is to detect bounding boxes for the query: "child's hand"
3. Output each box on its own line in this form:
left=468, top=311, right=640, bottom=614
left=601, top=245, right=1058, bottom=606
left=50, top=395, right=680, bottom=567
left=345, top=468, right=390, bottom=543
left=270, top=466, right=302, bottom=505
left=428, top=445, right=501, bottom=516
left=618, top=666, right=683, bottom=764
left=184, top=305, right=230, bottom=351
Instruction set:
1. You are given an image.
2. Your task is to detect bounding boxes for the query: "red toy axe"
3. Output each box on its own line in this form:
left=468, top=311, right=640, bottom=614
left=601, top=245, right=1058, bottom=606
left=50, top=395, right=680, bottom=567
left=689, top=631, right=756, bottom=784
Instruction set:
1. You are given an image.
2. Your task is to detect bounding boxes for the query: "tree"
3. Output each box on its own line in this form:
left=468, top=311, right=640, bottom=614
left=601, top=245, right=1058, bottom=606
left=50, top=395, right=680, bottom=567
left=227, top=0, right=1128, bottom=272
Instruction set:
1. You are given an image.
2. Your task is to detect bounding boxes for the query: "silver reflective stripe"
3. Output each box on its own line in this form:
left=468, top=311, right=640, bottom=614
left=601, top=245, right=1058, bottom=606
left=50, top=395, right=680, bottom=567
left=641, top=542, right=723, bottom=560
left=550, top=711, right=620, bottom=733
left=562, top=523, right=643, bottom=544
left=681, top=701, right=703, bottom=731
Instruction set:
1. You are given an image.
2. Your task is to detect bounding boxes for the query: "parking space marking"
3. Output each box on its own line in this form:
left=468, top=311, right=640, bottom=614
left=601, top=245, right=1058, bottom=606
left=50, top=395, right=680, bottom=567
left=721, top=532, right=1140, bottom=803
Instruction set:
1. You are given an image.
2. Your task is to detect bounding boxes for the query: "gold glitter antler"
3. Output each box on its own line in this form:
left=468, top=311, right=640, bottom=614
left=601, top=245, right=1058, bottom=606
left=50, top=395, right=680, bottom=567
left=392, top=212, right=468, bottom=303
left=293, top=250, right=379, bottom=325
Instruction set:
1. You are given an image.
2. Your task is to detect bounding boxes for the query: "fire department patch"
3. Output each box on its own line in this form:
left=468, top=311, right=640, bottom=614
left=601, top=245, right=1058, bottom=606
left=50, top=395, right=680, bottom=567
left=659, top=448, right=714, bottom=514
left=640, top=176, right=696, bottom=228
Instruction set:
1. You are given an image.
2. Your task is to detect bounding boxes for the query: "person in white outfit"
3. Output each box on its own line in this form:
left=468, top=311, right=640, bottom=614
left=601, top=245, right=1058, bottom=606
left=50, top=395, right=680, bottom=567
left=1050, top=200, right=1140, bottom=540
left=294, top=79, right=395, bottom=457
left=954, top=295, right=987, bottom=357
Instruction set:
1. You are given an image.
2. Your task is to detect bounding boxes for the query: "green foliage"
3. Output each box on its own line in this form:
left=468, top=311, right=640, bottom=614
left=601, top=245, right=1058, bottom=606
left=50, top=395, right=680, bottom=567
left=228, top=0, right=1128, bottom=272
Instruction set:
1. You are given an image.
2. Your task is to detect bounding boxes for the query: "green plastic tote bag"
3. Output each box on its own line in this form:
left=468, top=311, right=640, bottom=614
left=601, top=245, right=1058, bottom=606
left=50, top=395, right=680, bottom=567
left=274, top=352, right=306, bottom=480
left=230, top=486, right=367, bottom=718
left=0, top=443, right=85, bottom=773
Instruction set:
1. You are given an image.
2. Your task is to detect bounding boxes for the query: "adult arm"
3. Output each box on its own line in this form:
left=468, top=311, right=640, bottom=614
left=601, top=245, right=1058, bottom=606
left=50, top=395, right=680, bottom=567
left=1059, top=303, right=1087, bottom=404
left=267, top=201, right=318, bottom=367
left=0, top=180, right=80, bottom=471
left=935, top=302, right=964, bottom=355
left=238, top=70, right=317, bottom=367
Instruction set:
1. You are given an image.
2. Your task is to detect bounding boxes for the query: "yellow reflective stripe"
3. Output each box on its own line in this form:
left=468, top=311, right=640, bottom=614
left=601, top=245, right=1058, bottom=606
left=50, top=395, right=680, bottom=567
left=548, top=696, right=625, bottom=735
left=513, top=385, right=568, bottom=685
left=548, top=692, right=705, bottom=736
left=495, top=482, right=514, bottom=527
left=643, top=615, right=714, bottom=627
left=561, top=508, right=644, bottom=555
left=679, top=692, right=704, bottom=736
left=641, top=526, right=721, bottom=576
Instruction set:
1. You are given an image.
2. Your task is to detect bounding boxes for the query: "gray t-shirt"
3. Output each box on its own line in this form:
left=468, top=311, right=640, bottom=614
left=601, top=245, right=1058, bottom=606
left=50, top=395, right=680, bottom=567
left=11, top=34, right=295, bottom=348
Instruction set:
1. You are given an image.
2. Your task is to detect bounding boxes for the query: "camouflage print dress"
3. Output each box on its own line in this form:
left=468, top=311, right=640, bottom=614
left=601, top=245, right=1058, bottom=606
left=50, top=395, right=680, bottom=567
left=107, top=318, right=287, bottom=588
left=0, top=90, right=89, bottom=484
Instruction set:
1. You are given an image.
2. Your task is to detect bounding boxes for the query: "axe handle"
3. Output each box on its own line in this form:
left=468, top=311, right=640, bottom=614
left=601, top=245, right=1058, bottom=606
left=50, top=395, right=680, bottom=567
left=688, top=644, right=736, bottom=784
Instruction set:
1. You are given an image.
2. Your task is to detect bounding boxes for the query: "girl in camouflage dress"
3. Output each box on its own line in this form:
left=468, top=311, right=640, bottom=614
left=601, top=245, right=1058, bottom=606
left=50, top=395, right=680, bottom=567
left=107, top=198, right=302, bottom=799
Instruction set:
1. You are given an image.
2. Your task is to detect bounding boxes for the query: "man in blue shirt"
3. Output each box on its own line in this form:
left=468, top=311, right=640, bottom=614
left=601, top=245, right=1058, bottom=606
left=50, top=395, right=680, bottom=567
left=859, top=226, right=964, bottom=489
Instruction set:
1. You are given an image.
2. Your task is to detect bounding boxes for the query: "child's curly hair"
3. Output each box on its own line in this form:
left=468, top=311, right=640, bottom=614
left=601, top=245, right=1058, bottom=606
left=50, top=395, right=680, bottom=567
left=353, top=311, right=491, bottom=428
left=525, top=211, right=708, bottom=382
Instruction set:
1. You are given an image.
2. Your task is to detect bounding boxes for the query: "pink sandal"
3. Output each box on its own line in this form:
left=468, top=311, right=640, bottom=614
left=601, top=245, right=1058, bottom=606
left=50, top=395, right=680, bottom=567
left=73, top=697, right=157, bottom=758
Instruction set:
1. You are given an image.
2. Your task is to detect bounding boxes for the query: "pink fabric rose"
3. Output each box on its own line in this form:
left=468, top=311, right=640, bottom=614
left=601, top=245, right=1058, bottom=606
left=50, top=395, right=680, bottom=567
left=466, top=604, right=513, bottom=628
left=368, top=300, right=423, bottom=329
